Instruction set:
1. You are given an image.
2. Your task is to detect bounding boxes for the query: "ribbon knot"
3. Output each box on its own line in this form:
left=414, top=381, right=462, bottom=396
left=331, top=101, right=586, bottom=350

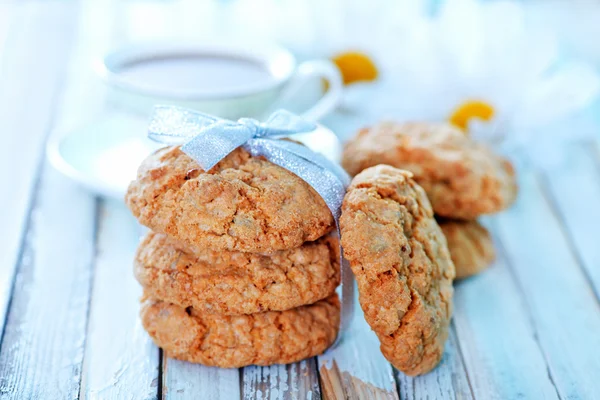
left=149, top=106, right=322, bottom=171
left=237, top=118, right=263, bottom=137
left=148, top=106, right=354, bottom=342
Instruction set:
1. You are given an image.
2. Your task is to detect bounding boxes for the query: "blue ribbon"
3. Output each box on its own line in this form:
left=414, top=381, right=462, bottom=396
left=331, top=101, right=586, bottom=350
left=148, top=106, right=354, bottom=341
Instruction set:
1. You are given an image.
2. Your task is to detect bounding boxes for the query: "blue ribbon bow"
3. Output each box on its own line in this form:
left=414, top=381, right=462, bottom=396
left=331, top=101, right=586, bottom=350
left=148, top=106, right=354, bottom=340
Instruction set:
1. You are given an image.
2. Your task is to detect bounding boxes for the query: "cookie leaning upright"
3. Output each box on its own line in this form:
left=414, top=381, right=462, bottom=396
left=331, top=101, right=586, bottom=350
left=340, top=165, right=455, bottom=376
left=341, top=122, right=517, bottom=219
left=126, top=146, right=334, bottom=254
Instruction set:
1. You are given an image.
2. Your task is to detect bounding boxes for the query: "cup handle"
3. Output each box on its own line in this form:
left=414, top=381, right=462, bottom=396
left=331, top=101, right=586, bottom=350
left=277, top=60, right=343, bottom=122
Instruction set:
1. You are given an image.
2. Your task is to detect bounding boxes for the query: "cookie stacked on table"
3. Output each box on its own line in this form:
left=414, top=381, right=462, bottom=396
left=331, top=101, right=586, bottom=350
left=126, top=146, right=341, bottom=368
left=342, top=122, right=517, bottom=279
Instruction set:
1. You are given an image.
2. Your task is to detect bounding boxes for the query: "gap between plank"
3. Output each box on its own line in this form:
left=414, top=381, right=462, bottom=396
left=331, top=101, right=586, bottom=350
left=0, top=153, right=45, bottom=348
left=158, top=349, right=164, bottom=400
left=536, top=171, right=600, bottom=309
left=447, top=323, right=476, bottom=400
left=77, top=198, right=103, bottom=400
left=489, top=223, right=562, bottom=400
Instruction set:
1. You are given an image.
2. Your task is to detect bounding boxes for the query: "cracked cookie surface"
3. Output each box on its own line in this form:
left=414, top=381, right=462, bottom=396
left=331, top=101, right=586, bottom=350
left=438, top=219, right=495, bottom=279
left=135, top=232, right=340, bottom=315
left=126, top=146, right=334, bottom=254
left=340, top=165, right=454, bottom=376
left=341, top=122, right=517, bottom=219
left=140, top=294, right=340, bottom=368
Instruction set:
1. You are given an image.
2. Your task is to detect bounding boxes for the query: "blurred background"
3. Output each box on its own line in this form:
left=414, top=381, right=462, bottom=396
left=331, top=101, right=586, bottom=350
left=5, top=0, right=598, bottom=188
left=2, top=0, right=600, bottom=210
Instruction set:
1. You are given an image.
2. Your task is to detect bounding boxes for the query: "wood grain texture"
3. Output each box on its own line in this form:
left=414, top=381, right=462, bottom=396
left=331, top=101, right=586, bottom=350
left=395, top=326, right=473, bottom=400
left=162, top=358, right=241, bottom=400
left=0, top=166, right=96, bottom=399
left=320, top=359, right=397, bottom=400
left=451, top=230, right=560, bottom=400
left=317, top=290, right=399, bottom=400
left=79, top=202, right=159, bottom=400
left=494, top=169, right=600, bottom=399
left=540, top=142, right=600, bottom=299
left=242, top=359, right=320, bottom=400
left=0, top=1, right=76, bottom=334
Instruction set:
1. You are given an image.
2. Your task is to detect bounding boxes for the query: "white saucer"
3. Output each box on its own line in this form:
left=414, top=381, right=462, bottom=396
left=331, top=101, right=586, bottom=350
left=47, top=114, right=161, bottom=199
left=47, top=114, right=343, bottom=200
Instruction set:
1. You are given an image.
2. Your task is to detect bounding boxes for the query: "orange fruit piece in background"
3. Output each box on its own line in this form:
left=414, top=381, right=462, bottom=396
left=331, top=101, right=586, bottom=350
left=449, top=100, right=495, bottom=132
left=332, top=51, right=378, bottom=85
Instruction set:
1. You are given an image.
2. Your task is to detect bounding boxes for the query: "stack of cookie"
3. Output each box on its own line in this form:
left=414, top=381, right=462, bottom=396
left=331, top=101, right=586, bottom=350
left=126, top=146, right=341, bottom=367
left=341, top=122, right=517, bottom=279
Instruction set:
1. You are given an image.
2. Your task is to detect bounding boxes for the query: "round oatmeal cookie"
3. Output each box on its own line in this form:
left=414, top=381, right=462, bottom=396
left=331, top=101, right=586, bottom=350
left=135, top=232, right=340, bottom=315
left=341, top=122, right=518, bottom=219
left=438, top=219, right=496, bottom=280
left=340, top=165, right=455, bottom=376
left=140, top=294, right=340, bottom=368
left=126, top=146, right=334, bottom=254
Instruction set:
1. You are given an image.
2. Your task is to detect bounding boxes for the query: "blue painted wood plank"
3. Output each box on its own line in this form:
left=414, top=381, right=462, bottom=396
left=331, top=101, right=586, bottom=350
left=396, top=325, right=474, bottom=400
left=242, top=359, right=321, bottom=400
left=318, top=290, right=399, bottom=400
left=79, top=201, right=159, bottom=399
left=452, top=233, right=559, bottom=400
left=0, top=2, right=76, bottom=336
left=541, top=142, right=600, bottom=300
left=494, top=169, right=600, bottom=399
left=0, top=166, right=96, bottom=399
left=163, top=359, right=241, bottom=400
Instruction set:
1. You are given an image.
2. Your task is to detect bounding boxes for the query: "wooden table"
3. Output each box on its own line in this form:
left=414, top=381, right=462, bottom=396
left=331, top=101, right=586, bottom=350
left=1, top=1, right=599, bottom=399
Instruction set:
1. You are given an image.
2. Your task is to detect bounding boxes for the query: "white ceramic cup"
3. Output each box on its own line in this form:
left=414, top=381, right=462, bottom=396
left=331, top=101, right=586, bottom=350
left=97, top=41, right=343, bottom=121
